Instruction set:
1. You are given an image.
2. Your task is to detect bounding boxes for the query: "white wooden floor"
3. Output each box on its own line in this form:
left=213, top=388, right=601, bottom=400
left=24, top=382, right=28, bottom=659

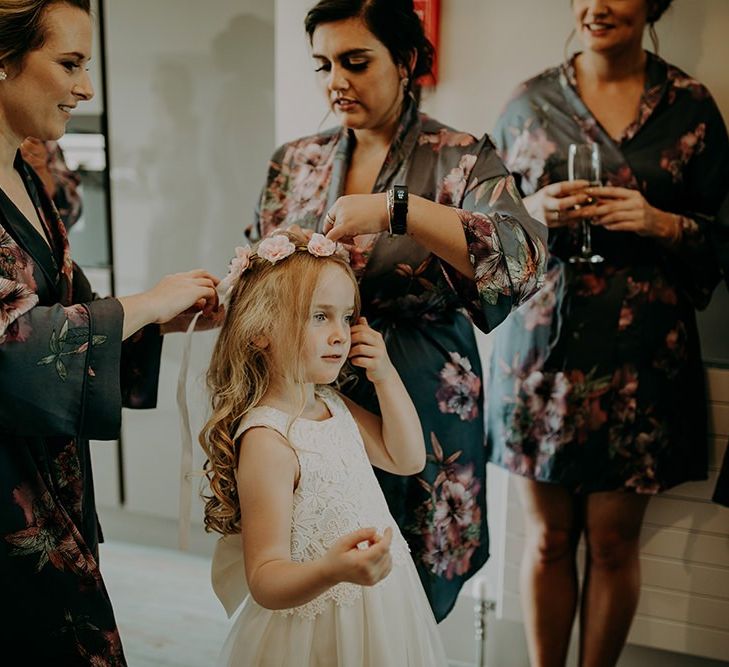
left=100, top=540, right=728, bottom=667
left=100, top=541, right=232, bottom=667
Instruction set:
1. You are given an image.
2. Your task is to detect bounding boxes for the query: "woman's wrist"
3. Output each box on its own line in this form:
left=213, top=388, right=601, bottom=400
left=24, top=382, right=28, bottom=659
left=117, top=293, right=155, bottom=340
left=655, top=210, right=682, bottom=246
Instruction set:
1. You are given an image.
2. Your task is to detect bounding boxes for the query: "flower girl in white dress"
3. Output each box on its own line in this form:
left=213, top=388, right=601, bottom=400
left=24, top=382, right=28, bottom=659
left=200, top=230, right=448, bottom=666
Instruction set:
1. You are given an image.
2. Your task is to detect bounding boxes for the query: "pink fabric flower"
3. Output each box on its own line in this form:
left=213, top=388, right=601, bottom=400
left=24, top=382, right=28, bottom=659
left=219, top=245, right=252, bottom=296
left=258, top=235, right=296, bottom=264
left=307, top=233, right=336, bottom=257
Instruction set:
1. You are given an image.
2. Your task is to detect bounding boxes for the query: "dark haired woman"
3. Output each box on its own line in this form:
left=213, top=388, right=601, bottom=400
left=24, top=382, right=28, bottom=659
left=250, top=0, right=547, bottom=621
left=0, top=1, right=220, bottom=662
left=486, top=1, right=729, bottom=665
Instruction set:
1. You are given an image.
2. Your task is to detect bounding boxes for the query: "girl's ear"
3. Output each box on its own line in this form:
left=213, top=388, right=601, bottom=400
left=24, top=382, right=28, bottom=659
left=252, top=335, right=269, bottom=349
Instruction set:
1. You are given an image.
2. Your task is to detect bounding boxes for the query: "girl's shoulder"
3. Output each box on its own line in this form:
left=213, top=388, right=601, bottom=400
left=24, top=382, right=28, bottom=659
left=233, top=405, right=290, bottom=443
left=315, top=384, right=350, bottom=417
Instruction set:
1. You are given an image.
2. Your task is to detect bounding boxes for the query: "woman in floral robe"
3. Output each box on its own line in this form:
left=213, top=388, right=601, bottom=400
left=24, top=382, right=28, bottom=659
left=0, top=1, right=219, bottom=662
left=250, top=0, right=546, bottom=622
left=486, top=0, right=729, bottom=664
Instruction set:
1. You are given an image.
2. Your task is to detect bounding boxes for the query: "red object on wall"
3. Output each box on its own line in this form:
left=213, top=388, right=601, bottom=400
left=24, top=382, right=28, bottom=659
left=413, top=0, right=440, bottom=87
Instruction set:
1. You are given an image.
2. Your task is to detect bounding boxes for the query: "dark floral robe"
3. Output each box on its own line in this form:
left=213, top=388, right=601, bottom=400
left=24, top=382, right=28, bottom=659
left=0, top=153, right=162, bottom=664
left=251, top=101, right=547, bottom=621
left=487, top=52, right=729, bottom=494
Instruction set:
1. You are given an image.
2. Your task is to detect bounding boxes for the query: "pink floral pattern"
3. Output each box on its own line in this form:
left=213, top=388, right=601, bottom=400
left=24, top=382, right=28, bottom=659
left=436, top=352, right=481, bottom=421
left=413, top=434, right=482, bottom=579
left=488, top=51, right=727, bottom=493
left=660, top=123, right=706, bottom=183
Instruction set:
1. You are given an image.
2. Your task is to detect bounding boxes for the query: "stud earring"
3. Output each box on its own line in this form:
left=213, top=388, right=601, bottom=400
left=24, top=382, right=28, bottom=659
left=0, top=71, right=6, bottom=81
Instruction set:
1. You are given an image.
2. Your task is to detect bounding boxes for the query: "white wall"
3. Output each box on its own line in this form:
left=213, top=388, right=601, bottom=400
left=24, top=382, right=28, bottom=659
left=97, top=0, right=274, bottom=536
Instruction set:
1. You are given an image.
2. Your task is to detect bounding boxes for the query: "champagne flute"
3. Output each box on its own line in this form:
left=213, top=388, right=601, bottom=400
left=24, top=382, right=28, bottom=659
left=568, top=142, right=604, bottom=264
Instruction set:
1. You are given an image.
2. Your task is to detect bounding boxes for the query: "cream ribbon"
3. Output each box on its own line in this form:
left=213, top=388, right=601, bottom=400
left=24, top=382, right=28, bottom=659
left=176, top=311, right=202, bottom=550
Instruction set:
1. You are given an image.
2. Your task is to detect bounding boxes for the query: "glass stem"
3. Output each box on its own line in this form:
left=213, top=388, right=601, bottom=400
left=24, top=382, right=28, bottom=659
left=582, top=220, right=592, bottom=256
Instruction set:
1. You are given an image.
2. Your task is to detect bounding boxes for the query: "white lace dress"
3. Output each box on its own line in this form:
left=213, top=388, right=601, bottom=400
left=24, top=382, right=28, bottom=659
left=211, top=385, right=448, bottom=667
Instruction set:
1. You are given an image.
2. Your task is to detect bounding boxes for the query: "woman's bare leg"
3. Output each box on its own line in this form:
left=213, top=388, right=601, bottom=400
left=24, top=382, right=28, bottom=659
left=517, top=478, right=581, bottom=667
left=579, top=490, right=650, bottom=667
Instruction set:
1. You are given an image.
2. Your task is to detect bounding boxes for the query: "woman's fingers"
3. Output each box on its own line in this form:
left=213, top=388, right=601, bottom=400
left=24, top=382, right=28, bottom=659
left=593, top=211, right=639, bottom=225
left=546, top=180, right=591, bottom=197
left=586, top=185, right=634, bottom=200
left=601, top=221, right=639, bottom=233
left=549, top=192, right=591, bottom=211
left=323, top=210, right=336, bottom=235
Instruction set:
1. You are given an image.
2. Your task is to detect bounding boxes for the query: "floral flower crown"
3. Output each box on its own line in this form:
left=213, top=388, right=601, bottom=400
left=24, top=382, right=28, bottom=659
left=218, top=232, right=340, bottom=300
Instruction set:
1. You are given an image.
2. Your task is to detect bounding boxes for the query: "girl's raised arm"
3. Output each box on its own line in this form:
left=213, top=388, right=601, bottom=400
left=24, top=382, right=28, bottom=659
left=344, top=318, right=426, bottom=475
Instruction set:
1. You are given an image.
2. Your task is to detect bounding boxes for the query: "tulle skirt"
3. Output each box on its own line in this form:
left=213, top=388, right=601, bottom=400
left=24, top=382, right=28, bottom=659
left=217, top=560, right=448, bottom=667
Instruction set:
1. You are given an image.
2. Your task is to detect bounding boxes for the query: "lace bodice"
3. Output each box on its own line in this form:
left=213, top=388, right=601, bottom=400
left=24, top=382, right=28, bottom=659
left=233, top=385, right=410, bottom=619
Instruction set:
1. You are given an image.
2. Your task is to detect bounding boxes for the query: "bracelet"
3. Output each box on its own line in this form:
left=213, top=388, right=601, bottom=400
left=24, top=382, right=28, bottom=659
left=668, top=214, right=683, bottom=245
left=386, top=188, right=395, bottom=234
left=388, top=185, right=408, bottom=236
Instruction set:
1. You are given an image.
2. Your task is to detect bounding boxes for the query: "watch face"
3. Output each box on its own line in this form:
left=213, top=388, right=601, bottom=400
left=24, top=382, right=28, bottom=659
left=391, top=185, right=408, bottom=235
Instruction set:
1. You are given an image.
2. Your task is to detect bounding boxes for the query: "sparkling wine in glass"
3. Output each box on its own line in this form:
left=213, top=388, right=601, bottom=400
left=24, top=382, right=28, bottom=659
left=568, top=142, right=604, bottom=264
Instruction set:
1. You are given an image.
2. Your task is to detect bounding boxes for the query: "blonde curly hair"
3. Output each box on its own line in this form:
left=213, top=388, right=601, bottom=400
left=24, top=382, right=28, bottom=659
left=199, top=230, right=360, bottom=535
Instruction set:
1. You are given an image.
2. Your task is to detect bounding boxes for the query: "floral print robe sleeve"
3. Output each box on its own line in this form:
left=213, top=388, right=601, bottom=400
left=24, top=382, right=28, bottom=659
left=252, top=101, right=546, bottom=621
left=487, top=53, right=729, bottom=495
left=0, top=154, right=162, bottom=665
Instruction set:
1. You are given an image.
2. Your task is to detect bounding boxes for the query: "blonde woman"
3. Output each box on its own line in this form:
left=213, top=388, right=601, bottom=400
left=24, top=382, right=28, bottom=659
left=0, top=1, right=219, bottom=662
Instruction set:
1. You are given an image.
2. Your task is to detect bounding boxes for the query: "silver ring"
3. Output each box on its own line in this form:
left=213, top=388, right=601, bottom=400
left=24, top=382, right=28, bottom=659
left=325, top=212, right=335, bottom=226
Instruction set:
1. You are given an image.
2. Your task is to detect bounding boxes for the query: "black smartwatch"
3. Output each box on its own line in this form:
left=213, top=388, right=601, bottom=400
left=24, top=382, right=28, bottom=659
left=389, top=185, right=408, bottom=235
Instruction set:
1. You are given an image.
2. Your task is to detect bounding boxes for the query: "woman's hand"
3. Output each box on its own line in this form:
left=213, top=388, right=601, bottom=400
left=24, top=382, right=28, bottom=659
left=323, top=193, right=389, bottom=243
left=588, top=186, right=679, bottom=241
left=119, top=269, right=220, bottom=340
left=523, top=180, right=592, bottom=227
left=322, top=527, right=393, bottom=587
left=349, top=317, right=396, bottom=385
left=159, top=304, right=225, bottom=334
left=145, top=270, right=220, bottom=324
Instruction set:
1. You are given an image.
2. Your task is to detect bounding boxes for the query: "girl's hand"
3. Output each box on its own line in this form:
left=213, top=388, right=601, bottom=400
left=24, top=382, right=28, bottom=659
left=588, top=186, right=678, bottom=240
left=349, top=317, right=396, bottom=385
left=322, top=527, right=393, bottom=587
left=323, top=194, right=389, bottom=243
left=523, top=180, right=592, bottom=227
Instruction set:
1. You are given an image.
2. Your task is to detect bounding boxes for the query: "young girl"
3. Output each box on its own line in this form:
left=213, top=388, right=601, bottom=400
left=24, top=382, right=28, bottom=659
left=200, top=230, right=448, bottom=666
